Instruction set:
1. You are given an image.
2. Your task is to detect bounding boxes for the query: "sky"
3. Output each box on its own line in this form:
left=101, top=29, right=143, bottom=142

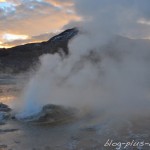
left=0, top=0, right=80, bottom=48
left=1, top=0, right=150, bottom=48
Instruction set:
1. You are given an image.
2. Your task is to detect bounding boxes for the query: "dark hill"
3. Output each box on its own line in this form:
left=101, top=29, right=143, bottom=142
left=0, top=28, right=78, bottom=73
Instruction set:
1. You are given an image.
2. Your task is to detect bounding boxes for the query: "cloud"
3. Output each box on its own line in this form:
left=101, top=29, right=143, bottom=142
left=4, top=0, right=150, bottom=47
left=1, top=32, right=55, bottom=47
left=71, top=0, right=150, bottom=39
left=2, top=33, right=28, bottom=42
left=0, top=0, right=80, bottom=47
left=0, top=1, right=16, bottom=16
left=46, top=0, right=74, bottom=8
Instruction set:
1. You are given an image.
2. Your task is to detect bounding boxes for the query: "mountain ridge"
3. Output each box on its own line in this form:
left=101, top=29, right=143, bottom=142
left=0, top=28, right=78, bottom=73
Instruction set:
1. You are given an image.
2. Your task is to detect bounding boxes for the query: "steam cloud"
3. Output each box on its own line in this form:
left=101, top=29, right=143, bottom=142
left=16, top=0, right=150, bottom=118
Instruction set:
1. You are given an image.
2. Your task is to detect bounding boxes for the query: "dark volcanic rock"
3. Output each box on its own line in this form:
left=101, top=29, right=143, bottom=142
left=0, top=112, right=11, bottom=125
left=17, top=104, right=76, bottom=124
left=0, top=28, right=78, bottom=74
left=0, top=128, right=19, bottom=133
left=0, top=103, right=11, bottom=124
left=0, top=103, right=11, bottom=112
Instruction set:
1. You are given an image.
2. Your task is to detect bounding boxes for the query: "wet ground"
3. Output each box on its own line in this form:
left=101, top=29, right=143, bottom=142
left=2, top=114, right=150, bottom=150
left=1, top=76, right=150, bottom=150
left=0, top=75, right=22, bottom=105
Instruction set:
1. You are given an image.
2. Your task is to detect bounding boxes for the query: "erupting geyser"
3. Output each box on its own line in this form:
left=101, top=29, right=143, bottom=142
left=16, top=0, right=150, bottom=121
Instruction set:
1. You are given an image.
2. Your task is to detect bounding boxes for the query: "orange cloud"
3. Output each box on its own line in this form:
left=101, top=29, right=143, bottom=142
left=0, top=0, right=80, bottom=48
left=2, top=33, right=29, bottom=42
left=46, top=0, right=74, bottom=7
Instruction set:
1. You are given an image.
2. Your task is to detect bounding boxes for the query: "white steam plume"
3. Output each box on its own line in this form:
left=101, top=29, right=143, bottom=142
left=16, top=0, right=150, bottom=118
